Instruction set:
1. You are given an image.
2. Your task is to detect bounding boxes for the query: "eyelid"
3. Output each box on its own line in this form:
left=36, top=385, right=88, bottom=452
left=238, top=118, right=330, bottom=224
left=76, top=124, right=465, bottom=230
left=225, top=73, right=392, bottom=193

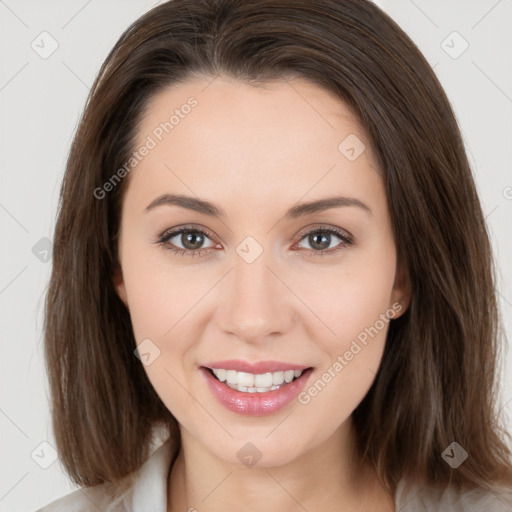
left=156, top=223, right=354, bottom=257
left=156, top=224, right=220, bottom=256
left=294, top=224, right=353, bottom=244
left=291, top=225, right=353, bottom=257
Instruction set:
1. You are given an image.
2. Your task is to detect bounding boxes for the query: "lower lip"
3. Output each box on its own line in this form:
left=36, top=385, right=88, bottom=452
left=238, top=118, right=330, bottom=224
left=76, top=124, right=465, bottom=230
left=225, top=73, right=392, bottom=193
left=200, top=366, right=313, bottom=416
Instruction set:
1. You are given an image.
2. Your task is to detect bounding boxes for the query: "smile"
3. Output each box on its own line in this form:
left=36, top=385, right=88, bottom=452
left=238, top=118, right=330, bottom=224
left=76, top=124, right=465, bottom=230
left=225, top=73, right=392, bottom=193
left=209, top=368, right=304, bottom=393
left=200, top=362, right=314, bottom=416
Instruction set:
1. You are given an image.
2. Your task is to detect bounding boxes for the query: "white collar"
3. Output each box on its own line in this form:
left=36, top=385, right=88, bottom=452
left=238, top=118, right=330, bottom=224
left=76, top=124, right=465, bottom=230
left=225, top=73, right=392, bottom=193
left=125, top=439, right=174, bottom=512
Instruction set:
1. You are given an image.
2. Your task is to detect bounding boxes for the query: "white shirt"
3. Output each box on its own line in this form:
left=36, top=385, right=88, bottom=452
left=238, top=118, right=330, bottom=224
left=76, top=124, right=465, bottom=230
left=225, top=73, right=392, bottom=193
left=36, top=440, right=174, bottom=512
left=36, top=439, right=512, bottom=511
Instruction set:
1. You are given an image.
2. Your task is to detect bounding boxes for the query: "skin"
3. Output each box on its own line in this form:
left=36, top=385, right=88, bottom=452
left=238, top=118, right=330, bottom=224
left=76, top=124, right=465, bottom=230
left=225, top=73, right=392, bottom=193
left=114, top=75, right=411, bottom=512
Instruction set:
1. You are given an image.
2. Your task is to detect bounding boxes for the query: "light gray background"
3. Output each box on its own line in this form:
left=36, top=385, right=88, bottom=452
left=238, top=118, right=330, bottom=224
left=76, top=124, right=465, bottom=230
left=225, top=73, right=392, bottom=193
left=0, top=1, right=511, bottom=510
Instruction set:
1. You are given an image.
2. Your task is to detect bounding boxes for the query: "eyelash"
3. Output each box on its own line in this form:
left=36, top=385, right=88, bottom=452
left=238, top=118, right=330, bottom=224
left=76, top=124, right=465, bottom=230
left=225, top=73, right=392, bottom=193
left=155, top=224, right=354, bottom=258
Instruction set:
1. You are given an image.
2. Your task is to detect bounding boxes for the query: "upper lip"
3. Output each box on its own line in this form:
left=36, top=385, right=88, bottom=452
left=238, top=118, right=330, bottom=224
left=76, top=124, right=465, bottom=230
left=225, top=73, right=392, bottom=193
left=202, top=359, right=311, bottom=374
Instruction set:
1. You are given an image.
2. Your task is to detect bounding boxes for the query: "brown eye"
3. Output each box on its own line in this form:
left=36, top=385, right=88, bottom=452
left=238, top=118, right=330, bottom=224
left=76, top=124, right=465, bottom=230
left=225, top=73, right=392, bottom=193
left=307, top=232, right=332, bottom=250
left=296, top=227, right=353, bottom=256
left=157, top=227, right=217, bottom=257
left=178, top=230, right=206, bottom=250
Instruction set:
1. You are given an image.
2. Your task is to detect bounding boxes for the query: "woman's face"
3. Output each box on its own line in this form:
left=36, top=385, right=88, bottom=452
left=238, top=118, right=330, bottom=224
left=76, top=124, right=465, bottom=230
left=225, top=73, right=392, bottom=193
left=115, top=75, right=409, bottom=467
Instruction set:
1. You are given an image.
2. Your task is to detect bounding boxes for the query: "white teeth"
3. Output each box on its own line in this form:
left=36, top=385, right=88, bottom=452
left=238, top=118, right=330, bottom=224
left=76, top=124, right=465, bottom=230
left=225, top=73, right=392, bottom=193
left=254, top=373, right=273, bottom=388
left=215, top=369, right=227, bottom=382
left=237, top=371, right=255, bottom=388
left=226, top=382, right=282, bottom=393
left=226, top=370, right=237, bottom=384
left=273, top=372, right=284, bottom=385
left=284, top=370, right=295, bottom=383
left=211, top=368, right=305, bottom=392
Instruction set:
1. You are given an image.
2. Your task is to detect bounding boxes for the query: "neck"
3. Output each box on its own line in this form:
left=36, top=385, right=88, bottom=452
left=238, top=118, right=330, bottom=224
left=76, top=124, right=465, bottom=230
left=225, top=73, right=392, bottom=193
left=167, top=417, right=394, bottom=512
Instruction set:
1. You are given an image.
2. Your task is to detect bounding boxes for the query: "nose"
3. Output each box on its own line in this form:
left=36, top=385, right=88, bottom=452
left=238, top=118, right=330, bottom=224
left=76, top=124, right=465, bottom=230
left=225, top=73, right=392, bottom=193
left=216, top=247, right=294, bottom=343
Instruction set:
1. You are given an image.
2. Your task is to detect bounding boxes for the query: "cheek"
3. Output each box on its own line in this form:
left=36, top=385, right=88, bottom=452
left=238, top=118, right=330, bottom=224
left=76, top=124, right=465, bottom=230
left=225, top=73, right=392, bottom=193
left=326, top=272, right=395, bottom=351
left=119, top=246, right=206, bottom=415
left=296, top=278, right=396, bottom=428
left=120, top=243, right=212, bottom=343
left=119, top=241, right=215, bottom=401
left=298, top=240, right=397, bottom=398
left=303, top=242, right=396, bottom=349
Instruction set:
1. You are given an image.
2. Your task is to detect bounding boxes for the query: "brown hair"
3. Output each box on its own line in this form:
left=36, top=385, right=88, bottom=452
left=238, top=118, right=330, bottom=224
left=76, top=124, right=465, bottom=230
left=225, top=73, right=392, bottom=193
left=44, top=0, right=512, bottom=498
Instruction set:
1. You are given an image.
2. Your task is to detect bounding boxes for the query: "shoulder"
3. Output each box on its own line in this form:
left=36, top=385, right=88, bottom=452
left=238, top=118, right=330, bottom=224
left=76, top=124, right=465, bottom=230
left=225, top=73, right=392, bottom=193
left=34, top=484, right=121, bottom=512
left=34, top=439, right=175, bottom=512
left=395, top=479, right=512, bottom=511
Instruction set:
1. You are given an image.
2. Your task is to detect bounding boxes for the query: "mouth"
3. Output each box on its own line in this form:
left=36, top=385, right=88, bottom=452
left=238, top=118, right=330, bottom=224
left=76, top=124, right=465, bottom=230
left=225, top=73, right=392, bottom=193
left=200, top=363, right=314, bottom=416
left=203, top=366, right=311, bottom=393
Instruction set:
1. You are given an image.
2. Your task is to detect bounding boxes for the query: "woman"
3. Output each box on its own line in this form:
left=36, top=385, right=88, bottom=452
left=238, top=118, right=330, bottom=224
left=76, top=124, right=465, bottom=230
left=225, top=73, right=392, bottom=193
left=38, top=0, right=512, bottom=510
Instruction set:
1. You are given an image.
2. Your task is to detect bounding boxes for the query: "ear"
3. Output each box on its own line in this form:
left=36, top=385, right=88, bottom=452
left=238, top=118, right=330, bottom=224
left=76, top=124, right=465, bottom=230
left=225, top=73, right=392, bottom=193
left=389, top=258, right=411, bottom=319
left=113, top=265, right=128, bottom=307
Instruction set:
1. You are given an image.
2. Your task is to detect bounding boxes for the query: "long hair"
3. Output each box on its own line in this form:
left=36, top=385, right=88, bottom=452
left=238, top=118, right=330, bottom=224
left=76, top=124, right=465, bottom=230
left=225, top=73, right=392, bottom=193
left=44, top=0, right=512, bottom=496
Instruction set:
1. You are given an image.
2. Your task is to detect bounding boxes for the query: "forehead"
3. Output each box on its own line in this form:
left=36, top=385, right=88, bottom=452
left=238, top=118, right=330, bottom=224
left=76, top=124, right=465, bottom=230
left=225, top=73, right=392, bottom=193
left=126, top=75, right=385, bottom=216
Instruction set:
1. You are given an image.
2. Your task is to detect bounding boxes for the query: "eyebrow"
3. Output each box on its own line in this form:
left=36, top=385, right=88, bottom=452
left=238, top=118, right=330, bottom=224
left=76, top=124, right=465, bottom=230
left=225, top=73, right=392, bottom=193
left=144, top=193, right=372, bottom=218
